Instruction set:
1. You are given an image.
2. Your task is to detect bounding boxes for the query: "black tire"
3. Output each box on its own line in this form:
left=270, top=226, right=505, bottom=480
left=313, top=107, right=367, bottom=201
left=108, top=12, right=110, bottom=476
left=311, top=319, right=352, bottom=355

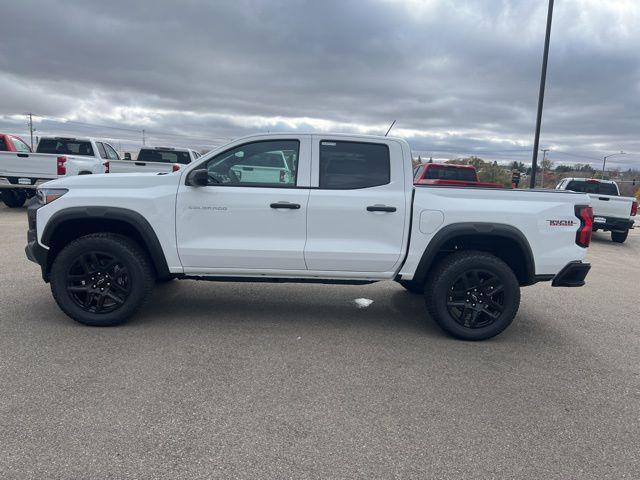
left=424, top=251, right=520, bottom=341
left=398, top=279, right=424, bottom=294
left=50, top=233, right=155, bottom=326
left=1, top=190, right=27, bottom=208
left=611, top=230, right=628, bottom=243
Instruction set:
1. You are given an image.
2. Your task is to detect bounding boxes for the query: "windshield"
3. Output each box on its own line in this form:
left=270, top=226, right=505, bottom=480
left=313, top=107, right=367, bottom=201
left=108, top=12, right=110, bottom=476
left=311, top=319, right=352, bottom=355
left=566, top=180, right=618, bottom=196
left=37, top=139, right=94, bottom=156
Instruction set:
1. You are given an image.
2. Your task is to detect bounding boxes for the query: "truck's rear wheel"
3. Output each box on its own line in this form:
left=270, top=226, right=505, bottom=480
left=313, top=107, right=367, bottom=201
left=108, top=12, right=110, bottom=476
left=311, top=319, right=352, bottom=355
left=398, top=279, right=424, bottom=294
left=611, top=230, right=628, bottom=243
left=424, top=251, right=520, bottom=340
left=50, top=233, right=154, bottom=326
left=1, top=190, right=27, bottom=208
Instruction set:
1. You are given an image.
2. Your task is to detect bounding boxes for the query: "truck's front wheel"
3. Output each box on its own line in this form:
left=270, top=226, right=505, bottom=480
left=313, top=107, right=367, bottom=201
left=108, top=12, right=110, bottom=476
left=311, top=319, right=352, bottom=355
left=50, top=233, right=154, bottom=326
left=424, top=251, right=520, bottom=340
left=611, top=230, right=628, bottom=243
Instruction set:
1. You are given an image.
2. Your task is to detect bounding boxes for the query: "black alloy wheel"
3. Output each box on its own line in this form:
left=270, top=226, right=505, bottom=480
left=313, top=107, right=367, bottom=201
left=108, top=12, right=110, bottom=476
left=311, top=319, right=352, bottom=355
left=66, top=251, right=131, bottom=314
left=445, top=269, right=505, bottom=329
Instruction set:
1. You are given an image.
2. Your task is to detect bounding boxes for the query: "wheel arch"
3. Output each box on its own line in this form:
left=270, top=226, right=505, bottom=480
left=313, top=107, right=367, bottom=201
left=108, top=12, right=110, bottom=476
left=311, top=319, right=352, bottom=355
left=41, top=207, right=171, bottom=281
left=411, top=223, right=536, bottom=287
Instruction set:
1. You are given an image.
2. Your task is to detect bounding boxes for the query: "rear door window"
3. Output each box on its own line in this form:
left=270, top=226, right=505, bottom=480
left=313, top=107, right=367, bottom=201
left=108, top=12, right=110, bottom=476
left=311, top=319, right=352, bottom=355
left=96, top=142, right=108, bottom=159
left=12, top=137, right=31, bottom=152
left=319, top=140, right=390, bottom=189
left=103, top=144, right=120, bottom=160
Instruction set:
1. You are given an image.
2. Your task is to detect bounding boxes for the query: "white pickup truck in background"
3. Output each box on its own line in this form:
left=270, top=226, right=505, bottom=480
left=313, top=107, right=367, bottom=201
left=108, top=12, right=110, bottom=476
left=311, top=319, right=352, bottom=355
left=0, top=137, right=111, bottom=207
left=556, top=177, right=637, bottom=243
left=26, top=133, right=594, bottom=341
left=109, top=147, right=201, bottom=174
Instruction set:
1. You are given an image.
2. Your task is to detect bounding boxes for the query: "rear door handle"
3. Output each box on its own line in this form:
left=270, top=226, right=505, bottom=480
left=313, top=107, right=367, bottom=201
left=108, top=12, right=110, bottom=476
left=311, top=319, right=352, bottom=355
left=17, top=153, right=29, bottom=158
left=270, top=202, right=300, bottom=209
left=135, top=162, right=146, bottom=166
left=598, top=197, right=610, bottom=201
left=367, top=205, right=396, bottom=212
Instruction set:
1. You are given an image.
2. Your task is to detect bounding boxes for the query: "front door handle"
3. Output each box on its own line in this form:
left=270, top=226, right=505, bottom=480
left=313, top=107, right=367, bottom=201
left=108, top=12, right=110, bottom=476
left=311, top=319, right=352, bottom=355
left=270, top=202, right=301, bottom=209
left=135, top=162, right=146, bottom=166
left=367, top=205, right=396, bottom=212
left=598, top=197, right=610, bottom=201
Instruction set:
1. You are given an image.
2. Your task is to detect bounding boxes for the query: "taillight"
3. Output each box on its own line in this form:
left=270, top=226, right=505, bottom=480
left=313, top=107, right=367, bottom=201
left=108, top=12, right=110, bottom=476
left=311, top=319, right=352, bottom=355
left=57, top=156, right=67, bottom=175
left=172, top=164, right=180, bottom=172
left=631, top=201, right=638, bottom=217
left=575, top=205, right=593, bottom=248
left=279, top=170, right=285, bottom=183
left=103, top=161, right=110, bottom=173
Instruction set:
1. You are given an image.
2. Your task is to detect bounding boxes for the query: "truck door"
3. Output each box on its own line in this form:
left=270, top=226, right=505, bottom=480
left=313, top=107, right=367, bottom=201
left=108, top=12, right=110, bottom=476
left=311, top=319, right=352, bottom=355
left=175, top=135, right=311, bottom=271
left=304, top=136, right=408, bottom=273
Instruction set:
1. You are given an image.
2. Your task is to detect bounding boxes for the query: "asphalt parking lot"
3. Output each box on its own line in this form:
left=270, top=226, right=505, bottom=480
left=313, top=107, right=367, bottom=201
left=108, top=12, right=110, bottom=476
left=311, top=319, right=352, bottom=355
left=1, top=204, right=638, bottom=479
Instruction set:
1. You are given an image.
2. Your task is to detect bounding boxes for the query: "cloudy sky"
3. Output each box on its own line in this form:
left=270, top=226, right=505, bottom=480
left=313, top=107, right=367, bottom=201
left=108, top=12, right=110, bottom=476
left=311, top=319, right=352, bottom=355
left=1, top=0, right=639, bottom=168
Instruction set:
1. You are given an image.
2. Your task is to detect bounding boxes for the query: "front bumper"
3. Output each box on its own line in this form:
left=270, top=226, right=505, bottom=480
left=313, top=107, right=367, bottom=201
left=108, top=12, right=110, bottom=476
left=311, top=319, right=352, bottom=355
left=551, top=261, right=591, bottom=287
left=592, top=216, right=634, bottom=232
left=25, top=197, right=49, bottom=281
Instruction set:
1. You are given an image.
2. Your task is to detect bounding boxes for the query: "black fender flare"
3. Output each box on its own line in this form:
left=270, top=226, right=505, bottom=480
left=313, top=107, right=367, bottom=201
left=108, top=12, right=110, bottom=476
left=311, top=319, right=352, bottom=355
left=411, top=222, right=536, bottom=286
left=41, top=206, right=171, bottom=279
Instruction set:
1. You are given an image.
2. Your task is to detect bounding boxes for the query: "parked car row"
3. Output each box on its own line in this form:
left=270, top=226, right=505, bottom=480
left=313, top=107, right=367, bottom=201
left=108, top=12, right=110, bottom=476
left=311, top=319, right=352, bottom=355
left=0, top=134, right=203, bottom=207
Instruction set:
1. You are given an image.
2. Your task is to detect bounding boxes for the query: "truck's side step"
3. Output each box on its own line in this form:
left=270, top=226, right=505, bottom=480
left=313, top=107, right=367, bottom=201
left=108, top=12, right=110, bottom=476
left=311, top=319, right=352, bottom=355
left=176, top=275, right=377, bottom=286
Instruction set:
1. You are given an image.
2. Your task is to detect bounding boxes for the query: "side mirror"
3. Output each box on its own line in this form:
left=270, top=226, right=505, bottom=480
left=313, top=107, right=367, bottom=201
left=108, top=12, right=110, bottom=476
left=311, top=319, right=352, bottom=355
left=123, top=152, right=132, bottom=160
left=188, top=168, right=209, bottom=186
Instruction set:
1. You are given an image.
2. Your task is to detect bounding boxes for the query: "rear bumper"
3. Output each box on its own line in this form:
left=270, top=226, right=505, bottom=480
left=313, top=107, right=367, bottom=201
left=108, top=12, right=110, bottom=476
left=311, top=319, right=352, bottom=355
left=551, top=261, right=591, bottom=287
left=592, top=216, right=633, bottom=232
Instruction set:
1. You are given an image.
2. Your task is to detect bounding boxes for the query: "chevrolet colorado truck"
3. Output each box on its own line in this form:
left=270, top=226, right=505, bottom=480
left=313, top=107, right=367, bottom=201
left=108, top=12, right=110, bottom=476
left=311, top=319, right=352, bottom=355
left=556, top=177, right=637, bottom=243
left=26, top=133, right=593, bottom=340
left=0, top=137, right=112, bottom=207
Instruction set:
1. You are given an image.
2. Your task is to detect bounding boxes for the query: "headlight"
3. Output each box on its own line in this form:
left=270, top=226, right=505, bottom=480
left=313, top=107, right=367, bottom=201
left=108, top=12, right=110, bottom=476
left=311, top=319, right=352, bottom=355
left=36, top=188, right=68, bottom=205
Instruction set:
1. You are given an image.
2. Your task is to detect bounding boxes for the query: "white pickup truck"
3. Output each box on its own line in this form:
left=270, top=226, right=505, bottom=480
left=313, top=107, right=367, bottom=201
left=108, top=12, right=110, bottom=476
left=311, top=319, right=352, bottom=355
left=109, top=147, right=201, bottom=174
left=556, top=177, right=637, bottom=243
left=0, top=137, right=111, bottom=207
left=26, top=133, right=594, bottom=340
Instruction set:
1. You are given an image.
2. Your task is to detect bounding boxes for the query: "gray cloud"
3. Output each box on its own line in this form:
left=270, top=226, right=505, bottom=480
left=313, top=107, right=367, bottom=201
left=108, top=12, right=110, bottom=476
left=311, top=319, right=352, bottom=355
left=1, top=0, right=639, bottom=167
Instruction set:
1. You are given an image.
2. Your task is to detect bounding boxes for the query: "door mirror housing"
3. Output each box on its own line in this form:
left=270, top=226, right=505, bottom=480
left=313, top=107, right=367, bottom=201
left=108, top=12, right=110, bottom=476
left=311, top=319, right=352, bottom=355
left=188, top=168, right=209, bottom=186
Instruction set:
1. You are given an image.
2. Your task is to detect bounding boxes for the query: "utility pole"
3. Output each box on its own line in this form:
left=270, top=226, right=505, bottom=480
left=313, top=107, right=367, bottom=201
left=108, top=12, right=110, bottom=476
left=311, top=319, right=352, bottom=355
left=26, top=113, right=35, bottom=150
left=602, top=152, right=625, bottom=179
left=142, top=129, right=146, bottom=146
left=539, top=149, right=549, bottom=188
left=529, top=0, right=555, bottom=189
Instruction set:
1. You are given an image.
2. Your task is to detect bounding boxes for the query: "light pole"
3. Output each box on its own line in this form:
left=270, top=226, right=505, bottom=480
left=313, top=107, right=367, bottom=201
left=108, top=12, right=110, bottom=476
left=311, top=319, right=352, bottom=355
left=530, top=0, right=555, bottom=189
left=602, top=151, right=625, bottom=179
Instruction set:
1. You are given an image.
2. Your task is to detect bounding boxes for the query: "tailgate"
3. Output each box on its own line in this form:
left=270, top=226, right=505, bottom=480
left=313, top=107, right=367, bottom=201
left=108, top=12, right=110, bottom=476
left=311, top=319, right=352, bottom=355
left=0, top=152, right=58, bottom=178
left=588, top=194, right=632, bottom=219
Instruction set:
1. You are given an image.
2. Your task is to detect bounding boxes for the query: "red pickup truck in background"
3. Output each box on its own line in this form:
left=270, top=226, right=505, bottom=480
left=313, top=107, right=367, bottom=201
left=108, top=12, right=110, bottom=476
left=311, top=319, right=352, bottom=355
left=413, top=163, right=505, bottom=188
left=0, top=134, right=32, bottom=153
